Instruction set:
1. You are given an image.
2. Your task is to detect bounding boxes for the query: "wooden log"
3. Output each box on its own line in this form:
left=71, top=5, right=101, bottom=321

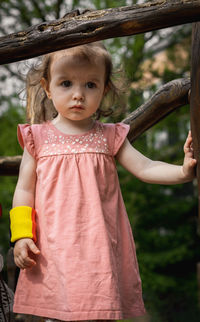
left=190, top=23, right=200, bottom=308
left=190, top=22, right=200, bottom=226
left=0, top=156, right=21, bottom=176
left=0, top=78, right=190, bottom=176
left=125, top=78, right=190, bottom=142
left=0, top=0, right=200, bottom=64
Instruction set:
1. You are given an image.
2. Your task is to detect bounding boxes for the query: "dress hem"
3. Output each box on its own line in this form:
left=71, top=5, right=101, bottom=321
left=13, top=305, right=146, bottom=321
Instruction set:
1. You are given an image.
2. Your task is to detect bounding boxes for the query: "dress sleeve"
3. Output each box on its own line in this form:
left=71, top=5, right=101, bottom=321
left=17, top=124, right=36, bottom=158
left=113, top=122, right=130, bottom=156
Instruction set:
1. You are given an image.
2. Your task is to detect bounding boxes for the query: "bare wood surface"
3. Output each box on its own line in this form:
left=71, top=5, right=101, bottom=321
left=190, top=23, right=200, bottom=230
left=125, top=78, right=190, bottom=142
left=0, top=78, right=190, bottom=176
left=0, top=156, right=21, bottom=176
left=190, top=24, right=200, bottom=307
left=0, top=0, right=200, bottom=65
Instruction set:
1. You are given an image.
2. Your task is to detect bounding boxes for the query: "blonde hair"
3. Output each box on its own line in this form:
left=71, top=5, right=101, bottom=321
left=26, top=42, right=126, bottom=124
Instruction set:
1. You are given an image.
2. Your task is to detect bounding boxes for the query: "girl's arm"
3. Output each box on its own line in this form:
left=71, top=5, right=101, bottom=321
left=13, top=147, right=36, bottom=207
left=12, top=148, right=40, bottom=269
left=116, top=131, right=196, bottom=185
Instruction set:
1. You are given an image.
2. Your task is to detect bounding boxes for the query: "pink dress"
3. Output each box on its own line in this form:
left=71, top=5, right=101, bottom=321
left=13, top=121, right=146, bottom=320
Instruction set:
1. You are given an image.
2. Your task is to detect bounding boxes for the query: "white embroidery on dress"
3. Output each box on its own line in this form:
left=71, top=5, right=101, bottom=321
left=40, top=124, right=109, bottom=157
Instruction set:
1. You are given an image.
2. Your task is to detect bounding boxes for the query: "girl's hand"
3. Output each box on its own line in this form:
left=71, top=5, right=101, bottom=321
left=182, top=131, right=197, bottom=180
left=13, top=238, right=40, bottom=270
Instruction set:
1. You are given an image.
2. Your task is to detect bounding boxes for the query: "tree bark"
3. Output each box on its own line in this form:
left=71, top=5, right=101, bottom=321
left=190, top=22, right=200, bottom=307
left=190, top=23, right=200, bottom=225
left=0, top=156, right=21, bottom=176
left=0, top=78, right=190, bottom=176
left=125, top=78, right=190, bottom=142
left=0, top=0, right=200, bottom=64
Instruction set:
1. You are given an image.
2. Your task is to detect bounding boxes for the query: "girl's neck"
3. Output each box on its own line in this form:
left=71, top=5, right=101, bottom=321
left=51, top=115, right=95, bottom=135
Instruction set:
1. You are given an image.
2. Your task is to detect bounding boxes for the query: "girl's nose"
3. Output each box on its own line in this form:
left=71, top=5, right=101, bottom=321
left=72, top=86, right=84, bottom=101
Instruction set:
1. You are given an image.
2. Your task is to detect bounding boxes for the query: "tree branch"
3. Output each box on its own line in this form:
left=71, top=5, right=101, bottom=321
left=0, top=0, right=200, bottom=64
left=124, top=78, right=190, bottom=142
left=2, top=64, right=24, bottom=81
left=190, top=22, right=200, bottom=233
left=31, top=0, right=46, bottom=22
left=55, top=0, right=64, bottom=19
left=0, top=156, right=21, bottom=176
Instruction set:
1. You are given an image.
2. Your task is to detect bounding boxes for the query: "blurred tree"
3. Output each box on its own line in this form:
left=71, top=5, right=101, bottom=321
left=0, top=0, right=199, bottom=321
left=0, top=104, right=25, bottom=257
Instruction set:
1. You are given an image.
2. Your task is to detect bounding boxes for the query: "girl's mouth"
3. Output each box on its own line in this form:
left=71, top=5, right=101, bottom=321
left=70, top=105, right=85, bottom=110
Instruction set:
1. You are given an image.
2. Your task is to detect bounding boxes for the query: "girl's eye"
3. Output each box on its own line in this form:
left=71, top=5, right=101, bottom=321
left=61, top=80, right=71, bottom=87
left=86, top=82, right=96, bottom=89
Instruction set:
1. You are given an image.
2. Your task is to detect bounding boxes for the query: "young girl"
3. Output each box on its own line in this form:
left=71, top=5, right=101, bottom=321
left=10, top=42, right=196, bottom=322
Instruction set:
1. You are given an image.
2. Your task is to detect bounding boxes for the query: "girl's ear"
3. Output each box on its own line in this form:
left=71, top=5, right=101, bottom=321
left=41, top=78, right=51, bottom=99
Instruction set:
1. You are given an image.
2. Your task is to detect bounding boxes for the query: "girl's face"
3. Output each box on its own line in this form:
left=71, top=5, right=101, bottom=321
left=42, top=52, right=106, bottom=123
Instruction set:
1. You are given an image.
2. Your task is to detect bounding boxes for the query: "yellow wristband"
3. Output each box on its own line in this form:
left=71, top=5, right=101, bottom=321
left=10, top=206, right=37, bottom=243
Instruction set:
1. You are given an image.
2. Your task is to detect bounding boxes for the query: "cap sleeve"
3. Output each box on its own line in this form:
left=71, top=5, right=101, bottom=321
left=17, top=124, right=35, bottom=158
left=113, top=122, right=130, bottom=156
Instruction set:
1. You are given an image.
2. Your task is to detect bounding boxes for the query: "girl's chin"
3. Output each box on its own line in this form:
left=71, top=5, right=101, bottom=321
left=58, top=115, right=92, bottom=123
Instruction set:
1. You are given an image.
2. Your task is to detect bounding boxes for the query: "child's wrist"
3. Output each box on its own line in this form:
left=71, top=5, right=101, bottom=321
left=181, top=165, right=194, bottom=182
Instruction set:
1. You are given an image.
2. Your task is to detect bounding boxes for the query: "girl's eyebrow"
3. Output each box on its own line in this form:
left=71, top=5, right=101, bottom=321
left=56, top=75, right=70, bottom=80
left=55, top=75, right=101, bottom=83
left=87, top=76, right=101, bottom=83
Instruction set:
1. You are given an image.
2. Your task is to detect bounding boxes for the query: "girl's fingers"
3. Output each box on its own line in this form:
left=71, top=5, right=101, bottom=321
left=16, top=256, right=36, bottom=269
left=186, top=134, right=192, bottom=145
left=27, top=240, right=40, bottom=255
left=184, top=132, right=193, bottom=153
left=14, top=239, right=40, bottom=269
left=15, top=249, right=37, bottom=269
left=191, top=158, right=197, bottom=166
left=15, top=257, right=27, bottom=269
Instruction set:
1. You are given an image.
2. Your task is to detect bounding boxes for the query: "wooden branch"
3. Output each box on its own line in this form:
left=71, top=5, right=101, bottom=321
left=190, top=23, right=200, bottom=235
left=0, top=156, right=21, bottom=176
left=125, top=78, right=190, bottom=142
left=0, top=78, right=190, bottom=176
left=1, top=0, right=200, bottom=64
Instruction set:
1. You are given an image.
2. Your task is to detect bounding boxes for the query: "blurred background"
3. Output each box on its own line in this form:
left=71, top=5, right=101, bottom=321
left=0, top=0, right=200, bottom=321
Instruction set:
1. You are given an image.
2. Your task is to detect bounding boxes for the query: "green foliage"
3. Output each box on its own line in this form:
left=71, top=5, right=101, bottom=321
left=0, top=104, right=25, bottom=156
left=0, top=104, right=25, bottom=257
